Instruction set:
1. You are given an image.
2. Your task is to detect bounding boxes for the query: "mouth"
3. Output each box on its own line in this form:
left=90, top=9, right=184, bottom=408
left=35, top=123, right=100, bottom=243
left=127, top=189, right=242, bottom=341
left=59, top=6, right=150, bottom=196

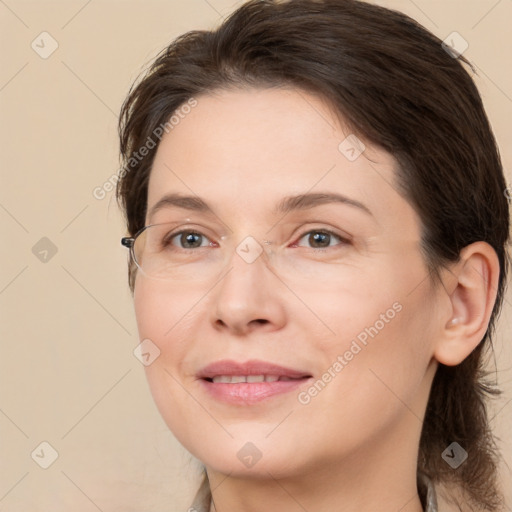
left=204, top=375, right=306, bottom=383
left=197, top=359, right=313, bottom=405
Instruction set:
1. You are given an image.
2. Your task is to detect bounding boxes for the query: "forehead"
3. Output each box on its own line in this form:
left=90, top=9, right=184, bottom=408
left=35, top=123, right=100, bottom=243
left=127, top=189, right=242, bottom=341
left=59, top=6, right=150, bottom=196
left=146, top=87, right=414, bottom=229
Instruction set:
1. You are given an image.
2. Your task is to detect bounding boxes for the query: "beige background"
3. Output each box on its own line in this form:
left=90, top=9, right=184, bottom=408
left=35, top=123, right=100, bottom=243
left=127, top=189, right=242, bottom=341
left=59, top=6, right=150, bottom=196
left=0, top=1, right=510, bottom=511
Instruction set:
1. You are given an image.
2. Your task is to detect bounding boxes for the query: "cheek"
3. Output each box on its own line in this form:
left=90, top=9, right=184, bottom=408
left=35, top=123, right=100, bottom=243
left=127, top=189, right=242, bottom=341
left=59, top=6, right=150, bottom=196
left=133, top=280, right=181, bottom=394
left=134, top=282, right=164, bottom=340
left=302, top=265, right=434, bottom=423
left=133, top=278, right=206, bottom=436
left=318, top=290, right=434, bottom=425
left=133, top=277, right=200, bottom=351
left=290, top=269, right=402, bottom=360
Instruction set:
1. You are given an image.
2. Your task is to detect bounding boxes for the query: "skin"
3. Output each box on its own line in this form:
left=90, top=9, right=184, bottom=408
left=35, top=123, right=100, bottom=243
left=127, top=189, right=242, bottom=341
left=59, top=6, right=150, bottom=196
left=132, top=87, right=499, bottom=512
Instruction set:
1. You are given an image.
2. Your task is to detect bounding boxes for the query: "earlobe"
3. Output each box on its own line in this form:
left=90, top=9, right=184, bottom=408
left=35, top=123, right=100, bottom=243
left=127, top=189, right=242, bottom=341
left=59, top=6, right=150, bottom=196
left=434, top=241, right=500, bottom=367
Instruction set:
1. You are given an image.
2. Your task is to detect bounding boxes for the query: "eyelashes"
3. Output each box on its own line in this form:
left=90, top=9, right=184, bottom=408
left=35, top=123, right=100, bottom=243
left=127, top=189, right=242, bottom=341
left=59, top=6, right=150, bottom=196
left=293, top=229, right=351, bottom=249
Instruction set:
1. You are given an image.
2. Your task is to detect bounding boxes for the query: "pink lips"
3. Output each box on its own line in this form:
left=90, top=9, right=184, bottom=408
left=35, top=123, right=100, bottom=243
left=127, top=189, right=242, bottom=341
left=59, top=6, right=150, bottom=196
left=197, top=359, right=312, bottom=405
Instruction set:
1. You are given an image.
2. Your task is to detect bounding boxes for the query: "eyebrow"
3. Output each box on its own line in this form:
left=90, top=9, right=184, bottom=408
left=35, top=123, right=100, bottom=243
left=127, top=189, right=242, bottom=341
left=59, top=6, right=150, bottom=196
left=148, top=191, right=373, bottom=220
left=274, top=192, right=372, bottom=217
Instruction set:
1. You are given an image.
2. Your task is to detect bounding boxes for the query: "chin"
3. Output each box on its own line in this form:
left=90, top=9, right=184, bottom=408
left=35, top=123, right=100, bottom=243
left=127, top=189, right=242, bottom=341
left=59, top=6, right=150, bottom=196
left=191, top=436, right=309, bottom=479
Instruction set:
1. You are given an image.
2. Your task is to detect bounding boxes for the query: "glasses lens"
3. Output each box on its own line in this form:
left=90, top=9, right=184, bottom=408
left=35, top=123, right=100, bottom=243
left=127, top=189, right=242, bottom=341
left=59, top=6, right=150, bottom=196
left=132, top=223, right=226, bottom=281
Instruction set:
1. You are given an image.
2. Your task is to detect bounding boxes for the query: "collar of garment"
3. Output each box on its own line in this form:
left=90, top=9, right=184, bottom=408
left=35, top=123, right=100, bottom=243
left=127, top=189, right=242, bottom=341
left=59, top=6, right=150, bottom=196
left=189, top=471, right=438, bottom=512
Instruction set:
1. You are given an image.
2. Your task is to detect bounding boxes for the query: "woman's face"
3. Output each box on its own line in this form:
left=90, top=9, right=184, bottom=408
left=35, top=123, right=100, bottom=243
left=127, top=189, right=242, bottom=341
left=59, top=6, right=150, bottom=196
left=134, top=87, right=445, bottom=479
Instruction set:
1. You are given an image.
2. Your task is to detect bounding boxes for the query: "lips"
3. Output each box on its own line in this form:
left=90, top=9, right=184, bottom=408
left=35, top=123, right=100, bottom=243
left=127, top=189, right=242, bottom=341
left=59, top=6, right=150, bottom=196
left=197, top=359, right=313, bottom=405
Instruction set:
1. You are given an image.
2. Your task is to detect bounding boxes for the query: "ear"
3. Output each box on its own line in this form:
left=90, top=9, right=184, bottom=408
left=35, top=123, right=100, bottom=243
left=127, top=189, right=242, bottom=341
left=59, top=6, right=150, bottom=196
left=433, top=241, right=500, bottom=366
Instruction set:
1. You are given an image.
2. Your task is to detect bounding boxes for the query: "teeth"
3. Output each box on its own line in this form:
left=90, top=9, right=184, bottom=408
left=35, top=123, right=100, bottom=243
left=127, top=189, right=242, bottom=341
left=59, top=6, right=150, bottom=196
left=213, top=375, right=234, bottom=383
left=211, top=375, right=284, bottom=383
left=246, top=375, right=265, bottom=383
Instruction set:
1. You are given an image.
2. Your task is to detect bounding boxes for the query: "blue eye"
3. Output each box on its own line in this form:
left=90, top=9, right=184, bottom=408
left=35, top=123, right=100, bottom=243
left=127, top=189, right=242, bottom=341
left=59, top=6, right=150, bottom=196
left=294, top=229, right=349, bottom=249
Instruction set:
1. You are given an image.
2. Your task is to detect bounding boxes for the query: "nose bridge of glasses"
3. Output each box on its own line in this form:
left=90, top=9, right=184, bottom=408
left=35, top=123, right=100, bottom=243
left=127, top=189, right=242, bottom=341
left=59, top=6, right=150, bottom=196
left=189, top=230, right=273, bottom=271
left=232, top=233, right=273, bottom=266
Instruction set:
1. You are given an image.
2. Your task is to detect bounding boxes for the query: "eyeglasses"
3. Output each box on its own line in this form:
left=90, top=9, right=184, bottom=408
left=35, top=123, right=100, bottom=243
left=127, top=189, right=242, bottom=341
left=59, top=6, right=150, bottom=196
left=121, top=222, right=227, bottom=281
left=121, top=222, right=349, bottom=282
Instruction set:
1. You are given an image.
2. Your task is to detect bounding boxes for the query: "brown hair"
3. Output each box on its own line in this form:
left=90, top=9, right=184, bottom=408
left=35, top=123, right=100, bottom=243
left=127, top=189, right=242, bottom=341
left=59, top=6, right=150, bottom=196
left=116, top=0, right=510, bottom=509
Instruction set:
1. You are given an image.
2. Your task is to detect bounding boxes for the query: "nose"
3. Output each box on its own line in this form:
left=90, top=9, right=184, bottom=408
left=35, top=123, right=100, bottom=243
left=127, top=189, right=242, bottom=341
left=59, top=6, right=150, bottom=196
left=210, top=240, right=287, bottom=336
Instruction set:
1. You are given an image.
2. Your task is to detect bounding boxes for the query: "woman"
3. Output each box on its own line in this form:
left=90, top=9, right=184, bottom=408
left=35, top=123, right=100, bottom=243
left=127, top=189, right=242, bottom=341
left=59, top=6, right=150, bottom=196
left=116, top=1, right=510, bottom=510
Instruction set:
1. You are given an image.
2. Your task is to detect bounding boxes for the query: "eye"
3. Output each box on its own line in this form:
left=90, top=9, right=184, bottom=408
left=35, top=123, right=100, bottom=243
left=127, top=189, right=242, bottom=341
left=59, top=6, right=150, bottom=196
left=165, top=230, right=214, bottom=250
left=293, top=229, right=350, bottom=249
